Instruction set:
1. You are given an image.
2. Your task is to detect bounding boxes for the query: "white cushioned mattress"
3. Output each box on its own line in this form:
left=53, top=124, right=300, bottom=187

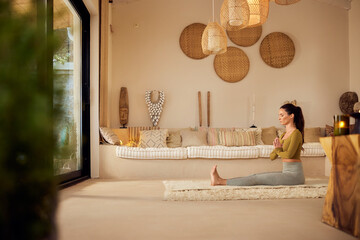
left=187, top=146, right=259, bottom=159
left=116, top=146, right=187, bottom=159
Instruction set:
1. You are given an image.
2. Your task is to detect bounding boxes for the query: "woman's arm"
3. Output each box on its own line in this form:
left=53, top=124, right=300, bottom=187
left=270, top=149, right=278, bottom=160
left=270, top=137, right=282, bottom=160
left=274, top=131, right=302, bottom=159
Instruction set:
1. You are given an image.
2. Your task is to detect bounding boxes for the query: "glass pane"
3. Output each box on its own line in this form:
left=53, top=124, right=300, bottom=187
left=53, top=0, right=82, bottom=175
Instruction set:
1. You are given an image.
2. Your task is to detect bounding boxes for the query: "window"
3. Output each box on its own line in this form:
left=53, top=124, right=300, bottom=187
left=53, top=0, right=90, bottom=184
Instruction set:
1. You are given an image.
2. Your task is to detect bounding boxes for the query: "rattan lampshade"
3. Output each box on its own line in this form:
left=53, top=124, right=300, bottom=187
left=275, top=0, right=301, bottom=5
left=247, top=0, right=269, bottom=27
left=220, top=0, right=250, bottom=31
left=202, top=22, right=227, bottom=55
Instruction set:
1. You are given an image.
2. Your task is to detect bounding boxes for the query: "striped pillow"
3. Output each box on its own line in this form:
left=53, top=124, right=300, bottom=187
left=208, top=128, right=235, bottom=146
left=235, top=128, right=264, bottom=145
left=207, top=128, right=219, bottom=146
left=218, top=129, right=236, bottom=146
left=233, top=130, right=256, bottom=146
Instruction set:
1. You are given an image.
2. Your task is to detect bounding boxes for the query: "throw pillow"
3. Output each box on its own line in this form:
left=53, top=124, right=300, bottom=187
left=261, top=126, right=277, bottom=145
left=99, top=127, right=121, bottom=145
left=235, top=128, right=264, bottom=145
left=233, top=130, right=256, bottom=146
left=166, top=131, right=182, bottom=148
left=304, top=127, right=321, bottom=143
left=325, top=125, right=334, bottom=137
left=139, top=129, right=168, bottom=148
left=181, top=129, right=208, bottom=147
left=218, top=129, right=236, bottom=146
left=207, top=128, right=219, bottom=146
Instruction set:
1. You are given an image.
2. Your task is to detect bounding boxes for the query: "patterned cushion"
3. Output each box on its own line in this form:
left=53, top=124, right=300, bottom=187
left=139, top=129, right=168, bottom=148
left=235, top=128, right=264, bottom=145
left=233, top=130, right=256, bottom=146
left=325, top=125, right=333, bottom=137
left=207, top=128, right=235, bottom=146
left=99, top=127, right=121, bottom=145
left=207, top=128, right=219, bottom=146
left=218, top=129, right=236, bottom=146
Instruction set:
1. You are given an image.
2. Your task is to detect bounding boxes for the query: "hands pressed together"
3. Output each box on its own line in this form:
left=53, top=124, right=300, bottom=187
left=273, top=137, right=282, bottom=149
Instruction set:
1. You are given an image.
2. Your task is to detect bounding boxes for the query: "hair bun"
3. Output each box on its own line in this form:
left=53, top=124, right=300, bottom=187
left=283, top=100, right=297, bottom=106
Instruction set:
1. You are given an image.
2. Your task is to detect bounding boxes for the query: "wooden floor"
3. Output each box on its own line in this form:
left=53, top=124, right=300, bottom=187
left=57, top=179, right=357, bottom=240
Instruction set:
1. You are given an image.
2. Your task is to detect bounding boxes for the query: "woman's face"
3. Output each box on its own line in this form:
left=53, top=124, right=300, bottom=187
left=278, top=108, right=294, bottom=125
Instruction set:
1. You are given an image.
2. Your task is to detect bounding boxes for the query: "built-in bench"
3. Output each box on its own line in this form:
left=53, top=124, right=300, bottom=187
left=99, top=141, right=327, bottom=180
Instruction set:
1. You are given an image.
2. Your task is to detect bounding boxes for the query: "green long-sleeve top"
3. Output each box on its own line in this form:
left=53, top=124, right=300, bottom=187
left=270, top=129, right=303, bottom=160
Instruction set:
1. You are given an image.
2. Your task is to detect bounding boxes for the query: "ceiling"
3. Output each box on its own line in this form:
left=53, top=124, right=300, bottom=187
left=112, top=0, right=352, bottom=10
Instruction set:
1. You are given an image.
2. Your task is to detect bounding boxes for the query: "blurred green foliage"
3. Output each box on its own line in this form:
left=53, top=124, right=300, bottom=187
left=0, top=0, right=60, bottom=239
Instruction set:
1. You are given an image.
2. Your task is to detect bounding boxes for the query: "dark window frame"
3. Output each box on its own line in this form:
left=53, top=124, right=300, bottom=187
left=49, top=0, right=91, bottom=185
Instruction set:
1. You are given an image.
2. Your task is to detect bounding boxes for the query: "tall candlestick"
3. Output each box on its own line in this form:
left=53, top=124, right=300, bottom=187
left=250, top=94, right=256, bottom=128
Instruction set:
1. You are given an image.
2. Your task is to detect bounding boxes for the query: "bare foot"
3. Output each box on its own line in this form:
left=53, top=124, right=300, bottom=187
left=210, top=165, right=226, bottom=186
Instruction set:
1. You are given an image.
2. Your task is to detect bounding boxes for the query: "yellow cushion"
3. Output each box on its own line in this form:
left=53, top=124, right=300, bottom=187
left=261, top=126, right=277, bottom=145
left=181, top=129, right=207, bottom=147
left=304, top=127, right=321, bottom=143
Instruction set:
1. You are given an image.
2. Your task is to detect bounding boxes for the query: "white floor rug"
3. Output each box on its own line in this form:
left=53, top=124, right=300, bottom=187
left=163, top=179, right=328, bottom=201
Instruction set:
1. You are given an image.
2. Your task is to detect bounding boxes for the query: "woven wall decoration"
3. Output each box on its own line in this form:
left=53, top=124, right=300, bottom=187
left=275, top=0, right=301, bottom=5
left=179, top=23, right=208, bottom=59
left=213, top=46, right=249, bottom=83
left=339, top=92, right=358, bottom=114
left=260, top=32, right=295, bottom=68
left=227, top=25, right=262, bottom=47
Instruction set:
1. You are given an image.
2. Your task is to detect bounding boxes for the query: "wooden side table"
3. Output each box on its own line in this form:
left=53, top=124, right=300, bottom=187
left=319, top=134, right=360, bottom=238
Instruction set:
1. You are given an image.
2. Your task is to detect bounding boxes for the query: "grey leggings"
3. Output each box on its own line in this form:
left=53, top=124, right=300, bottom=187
left=226, top=162, right=305, bottom=186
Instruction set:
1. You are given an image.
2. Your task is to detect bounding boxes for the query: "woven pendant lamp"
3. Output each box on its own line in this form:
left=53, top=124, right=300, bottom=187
left=220, top=0, right=250, bottom=31
left=247, top=0, right=269, bottom=27
left=202, top=0, right=227, bottom=55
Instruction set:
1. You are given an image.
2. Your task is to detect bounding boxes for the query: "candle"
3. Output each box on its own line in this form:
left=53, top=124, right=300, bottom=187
left=334, top=114, right=349, bottom=136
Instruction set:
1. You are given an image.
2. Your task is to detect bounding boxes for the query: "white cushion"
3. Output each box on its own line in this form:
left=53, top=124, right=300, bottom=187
left=256, top=143, right=325, bottom=158
left=116, top=146, right=187, bottom=159
left=301, top=143, right=325, bottom=157
left=257, top=145, right=275, bottom=158
left=187, top=146, right=259, bottom=159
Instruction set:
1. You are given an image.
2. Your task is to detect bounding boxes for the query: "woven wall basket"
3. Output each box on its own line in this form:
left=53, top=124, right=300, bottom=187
left=214, top=46, right=250, bottom=83
left=179, top=23, right=208, bottom=60
left=227, top=25, right=262, bottom=47
left=339, top=92, right=359, bottom=114
left=275, top=0, right=301, bottom=5
left=260, top=32, right=295, bottom=68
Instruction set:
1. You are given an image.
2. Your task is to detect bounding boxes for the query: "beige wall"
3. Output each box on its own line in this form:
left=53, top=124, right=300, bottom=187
left=110, top=0, right=350, bottom=129
left=349, top=0, right=360, bottom=95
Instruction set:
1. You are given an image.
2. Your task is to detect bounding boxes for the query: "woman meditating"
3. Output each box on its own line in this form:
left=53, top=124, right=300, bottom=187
left=210, top=103, right=306, bottom=186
